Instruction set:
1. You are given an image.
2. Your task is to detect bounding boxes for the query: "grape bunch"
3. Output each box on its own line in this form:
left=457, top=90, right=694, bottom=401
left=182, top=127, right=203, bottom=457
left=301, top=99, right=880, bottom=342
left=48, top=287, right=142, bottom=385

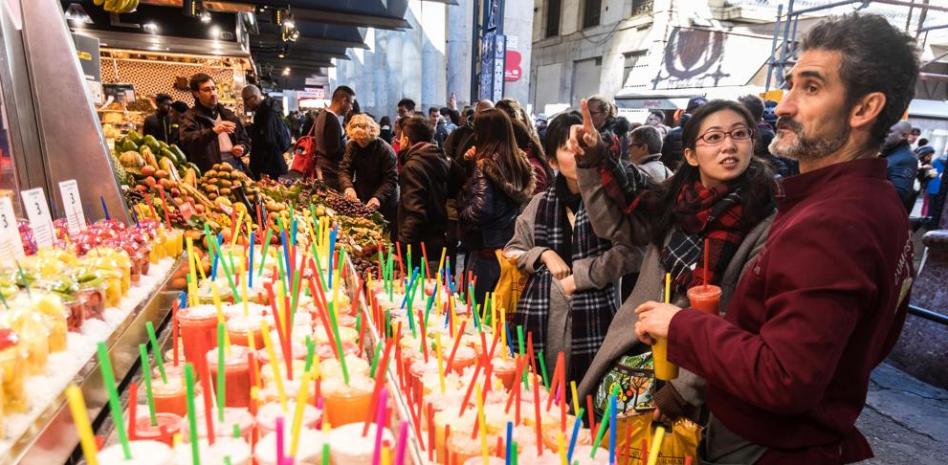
left=351, top=256, right=379, bottom=278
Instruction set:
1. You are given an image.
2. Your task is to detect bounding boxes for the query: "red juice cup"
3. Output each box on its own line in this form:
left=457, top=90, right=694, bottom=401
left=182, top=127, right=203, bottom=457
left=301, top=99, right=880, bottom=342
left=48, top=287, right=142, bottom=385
left=206, top=346, right=252, bottom=408
left=688, top=284, right=723, bottom=315
left=132, top=412, right=183, bottom=446
left=177, top=305, right=219, bottom=379
left=151, top=375, right=194, bottom=417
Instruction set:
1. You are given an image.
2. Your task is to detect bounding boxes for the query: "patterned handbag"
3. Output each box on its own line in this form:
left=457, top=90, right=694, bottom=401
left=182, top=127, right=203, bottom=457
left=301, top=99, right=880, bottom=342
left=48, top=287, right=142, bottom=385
left=594, top=351, right=657, bottom=417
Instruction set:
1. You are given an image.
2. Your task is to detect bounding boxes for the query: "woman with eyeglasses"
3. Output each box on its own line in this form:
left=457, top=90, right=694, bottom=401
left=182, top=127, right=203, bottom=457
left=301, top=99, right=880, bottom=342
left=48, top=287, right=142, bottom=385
left=570, top=99, right=776, bottom=428
left=339, top=114, right=399, bottom=232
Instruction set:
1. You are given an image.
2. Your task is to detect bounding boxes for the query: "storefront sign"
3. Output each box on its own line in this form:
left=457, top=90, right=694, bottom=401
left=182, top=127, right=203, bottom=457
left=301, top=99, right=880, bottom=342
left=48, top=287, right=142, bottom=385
left=20, top=188, right=54, bottom=248
left=58, top=179, right=86, bottom=235
left=72, top=34, right=101, bottom=82
left=0, top=196, right=24, bottom=260
left=505, top=50, right=522, bottom=81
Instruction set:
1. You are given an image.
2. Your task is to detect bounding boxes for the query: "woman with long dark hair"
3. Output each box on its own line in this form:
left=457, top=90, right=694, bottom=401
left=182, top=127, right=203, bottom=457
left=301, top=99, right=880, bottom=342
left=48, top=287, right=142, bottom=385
left=571, top=99, right=776, bottom=426
left=460, top=108, right=535, bottom=304
left=497, top=98, right=553, bottom=193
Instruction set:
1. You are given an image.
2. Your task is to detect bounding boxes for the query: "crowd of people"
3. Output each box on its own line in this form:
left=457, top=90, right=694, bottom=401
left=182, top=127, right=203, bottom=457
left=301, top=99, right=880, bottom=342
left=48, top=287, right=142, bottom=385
left=142, top=12, right=945, bottom=464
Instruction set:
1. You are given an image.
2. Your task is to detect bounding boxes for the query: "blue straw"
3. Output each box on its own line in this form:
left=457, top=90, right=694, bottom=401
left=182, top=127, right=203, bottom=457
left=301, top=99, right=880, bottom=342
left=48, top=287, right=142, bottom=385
left=567, top=408, right=584, bottom=464
left=398, top=267, right=421, bottom=310
left=100, top=196, right=110, bottom=220
left=609, top=393, right=617, bottom=465
left=248, top=231, right=255, bottom=289
left=281, top=230, right=291, bottom=278
left=506, top=421, right=513, bottom=465
left=327, top=227, right=337, bottom=288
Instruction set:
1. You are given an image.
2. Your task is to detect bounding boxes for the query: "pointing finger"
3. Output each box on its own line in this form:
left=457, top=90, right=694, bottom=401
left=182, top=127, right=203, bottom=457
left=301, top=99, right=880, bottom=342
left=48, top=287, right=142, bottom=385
left=580, top=99, right=595, bottom=133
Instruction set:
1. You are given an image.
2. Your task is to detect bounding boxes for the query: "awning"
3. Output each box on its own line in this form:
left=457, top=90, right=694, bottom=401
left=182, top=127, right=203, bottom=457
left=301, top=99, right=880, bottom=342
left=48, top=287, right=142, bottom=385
left=616, top=86, right=767, bottom=110
left=908, top=99, right=948, bottom=120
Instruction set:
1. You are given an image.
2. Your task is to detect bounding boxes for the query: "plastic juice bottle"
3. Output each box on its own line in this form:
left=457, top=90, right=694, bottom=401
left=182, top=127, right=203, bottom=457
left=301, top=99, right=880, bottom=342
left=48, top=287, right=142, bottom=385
left=205, top=346, right=252, bottom=408
left=177, top=305, right=219, bottom=380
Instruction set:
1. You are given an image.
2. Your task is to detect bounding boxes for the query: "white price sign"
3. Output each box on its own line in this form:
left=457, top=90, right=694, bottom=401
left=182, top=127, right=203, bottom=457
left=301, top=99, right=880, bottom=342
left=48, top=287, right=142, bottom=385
left=0, top=196, right=24, bottom=260
left=58, top=179, right=86, bottom=235
left=20, top=188, right=54, bottom=248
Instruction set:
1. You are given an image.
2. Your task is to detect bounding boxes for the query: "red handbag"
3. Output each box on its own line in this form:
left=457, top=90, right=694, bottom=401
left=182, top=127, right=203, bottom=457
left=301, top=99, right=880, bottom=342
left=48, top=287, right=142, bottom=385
left=290, top=114, right=318, bottom=178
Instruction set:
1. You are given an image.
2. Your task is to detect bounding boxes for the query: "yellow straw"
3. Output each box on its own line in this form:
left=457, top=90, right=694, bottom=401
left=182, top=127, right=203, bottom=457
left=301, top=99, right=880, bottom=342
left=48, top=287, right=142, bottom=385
left=382, top=446, right=392, bottom=465
left=501, top=306, right=507, bottom=356
left=570, top=381, right=580, bottom=416
left=476, top=384, right=488, bottom=465
left=211, top=282, right=225, bottom=322
left=274, top=280, right=286, bottom=342
left=65, top=385, right=100, bottom=465
left=240, top=258, right=249, bottom=316
left=290, top=370, right=312, bottom=457
left=186, top=237, right=199, bottom=306
left=260, top=320, right=287, bottom=411
left=664, top=273, right=671, bottom=304
left=646, top=425, right=666, bottom=465
left=231, top=209, right=245, bottom=247
left=434, top=333, right=446, bottom=394
left=558, top=429, right=567, bottom=465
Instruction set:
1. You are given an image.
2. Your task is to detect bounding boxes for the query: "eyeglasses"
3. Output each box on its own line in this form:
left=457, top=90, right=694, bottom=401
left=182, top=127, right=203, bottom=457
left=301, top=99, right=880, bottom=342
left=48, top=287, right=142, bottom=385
left=697, top=127, right=754, bottom=145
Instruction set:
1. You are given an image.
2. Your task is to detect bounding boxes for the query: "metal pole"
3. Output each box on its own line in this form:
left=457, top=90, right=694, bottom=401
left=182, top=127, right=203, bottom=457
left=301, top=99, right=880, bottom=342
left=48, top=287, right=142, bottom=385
left=765, top=4, right=783, bottom=92
left=777, top=0, right=796, bottom=88
left=497, top=0, right=505, bottom=98
left=470, top=0, right=480, bottom=103
left=790, top=11, right=800, bottom=57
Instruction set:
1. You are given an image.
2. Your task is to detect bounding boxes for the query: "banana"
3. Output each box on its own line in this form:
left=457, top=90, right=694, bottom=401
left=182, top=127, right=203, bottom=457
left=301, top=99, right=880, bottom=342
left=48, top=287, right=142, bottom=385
left=103, top=0, right=120, bottom=12
left=122, top=0, right=139, bottom=14
left=93, top=0, right=105, bottom=6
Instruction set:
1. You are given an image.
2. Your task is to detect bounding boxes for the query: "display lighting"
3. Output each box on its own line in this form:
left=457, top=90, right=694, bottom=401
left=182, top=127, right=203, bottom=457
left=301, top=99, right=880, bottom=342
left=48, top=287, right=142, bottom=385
left=143, top=22, right=159, bottom=34
left=282, top=67, right=291, bottom=76
left=65, top=3, right=93, bottom=24
left=200, top=10, right=212, bottom=23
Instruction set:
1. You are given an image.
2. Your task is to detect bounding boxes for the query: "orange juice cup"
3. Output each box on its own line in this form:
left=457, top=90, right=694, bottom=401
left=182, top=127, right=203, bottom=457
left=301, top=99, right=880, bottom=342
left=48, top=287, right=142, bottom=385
left=688, top=284, right=722, bottom=315
left=206, top=346, right=252, bottom=408
left=652, top=337, right=678, bottom=380
left=177, top=305, right=219, bottom=379
left=321, top=376, right=373, bottom=427
left=151, top=376, right=192, bottom=417
left=132, top=412, right=183, bottom=446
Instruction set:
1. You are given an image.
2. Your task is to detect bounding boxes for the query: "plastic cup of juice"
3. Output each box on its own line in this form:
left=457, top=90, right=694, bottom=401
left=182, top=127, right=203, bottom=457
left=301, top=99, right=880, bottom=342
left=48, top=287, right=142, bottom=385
left=177, top=305, right=219, bottom=379
left=255, top=428, right=327, bottom=465
left=652, top=337, right=678, bottom=381
left=255, top=401, right=322, bottom=436
left=172, top=437, right=252, bottom=465
left=205, top=346, right=252, bottom=408
left=688, top=284, right=723, bottom=315
left=151, top=375, right=194, bottom=417
left=97, top=439, right=175, bottom=465
left=327, top=422, right=395, bottom=465
left=132, top=412, right=183, bottom=446
left=321, top=375, right=373, bottom=427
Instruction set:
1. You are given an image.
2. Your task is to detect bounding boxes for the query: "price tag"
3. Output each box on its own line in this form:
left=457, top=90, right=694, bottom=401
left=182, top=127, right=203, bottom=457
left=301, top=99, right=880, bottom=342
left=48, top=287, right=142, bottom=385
left=0, top=196, right=25, bottom=260
left=58, top=179, right=86, bottom=235
left=20, top=188, right=54, bottom=248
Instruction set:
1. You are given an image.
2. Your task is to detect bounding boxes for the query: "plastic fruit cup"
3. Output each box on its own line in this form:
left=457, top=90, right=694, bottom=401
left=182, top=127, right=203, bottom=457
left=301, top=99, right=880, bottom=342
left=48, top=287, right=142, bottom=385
left=177, top=305, right=219, bottom=379
left=97, top=439, right=175, bottom=465
left=205, top=346, right=252, bottom=408
left=254, top=429, right=327, bottom=465
left=151, top=376, right=192, bottom=417
left=327, top=422, right=395, bottom=465
left=254, top=401, right=322, bottom=436
left=448, top=431, right=483, bottom=465
left=652, top=337, right=678, bottom=381
left=688, top=284, right=723, bottom=316
left=79, top=283, right=107, bottom=321
left=226, top=316, right=264, bottom=348
left=173, top=437, right=252, bottom=465
left=321, top=375, right=374, bottom=427
left=132, top=412, right=183, bottom=446
left=184, top=406, right=255, bottom=443
left=0, top=329, right=26, bottom=413
left=492, top=357, right=517, bottom=390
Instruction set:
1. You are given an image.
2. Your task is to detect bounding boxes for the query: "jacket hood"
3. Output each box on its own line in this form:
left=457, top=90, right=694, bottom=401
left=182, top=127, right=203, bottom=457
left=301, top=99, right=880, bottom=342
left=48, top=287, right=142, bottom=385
left=478, top=152, right=536, bottom=205
left=400, top=141, right=445, bottom=166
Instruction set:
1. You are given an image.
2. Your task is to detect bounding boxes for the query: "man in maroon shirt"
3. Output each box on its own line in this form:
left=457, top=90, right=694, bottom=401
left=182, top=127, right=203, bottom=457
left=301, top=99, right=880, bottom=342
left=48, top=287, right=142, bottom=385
left=628, top=14, right=919, bottom=464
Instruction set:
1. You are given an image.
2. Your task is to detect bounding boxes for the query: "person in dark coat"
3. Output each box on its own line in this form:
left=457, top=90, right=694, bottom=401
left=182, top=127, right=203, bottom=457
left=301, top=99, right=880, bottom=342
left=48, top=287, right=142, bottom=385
left=311, top=86, right=355, bottom=189
left=339, top=114, right=399, bottom=231
left=379, top=116, right=394, bottom=145
left=143, top=93, right=178, bottom=145
left=882, top=120, right=920, bottom=211
left=511, top=120, right=553, bottom=194
left=661, top=96, right=707, bottom=171
left=460, top=108, right=535, bottom=304
left=178, top=73, right=251, bottom=173
left=241, top=85, right=290, bottom=180
left=396, top=116, right=452, bottom=271
left=739, top=94, right=798, bottom=177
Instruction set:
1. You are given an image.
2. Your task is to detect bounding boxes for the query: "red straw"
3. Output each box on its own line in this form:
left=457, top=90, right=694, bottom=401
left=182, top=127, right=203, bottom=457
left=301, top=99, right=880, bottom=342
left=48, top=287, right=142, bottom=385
left=444, top=320, right=468, bottom=372
left=200, top=364, right=216, bottom=444
left=685, top=456, right=693, bottom=465
left=172, top=301, right=180, bottom=367
left=586, top=395, right=596, bottom=432
left=457, top=358, right=485, bottom=417
left=704, top=238, right=710, bottom=288
left=395, top=242, right=405, bottom=281
left=504, top=356, right=522, bottom=413
left=128, top=381, right=138, bottom=439
left=156, top=187, right=172, bottom=229
left=363, top=338, right=394, bottom=436
left=420, top=243, right=431, bottom=281
left=532, top=364, right=543, bottom=456
left=546, top=353, right=565, bottom=412
left=144, top=193, right=159, bottom=220
left=376, top=241, right=383, bottom=281
left=256, top=203, right=264, bottom=237
left=306, top=278, right=339, bottom=358
left=426, top=404, right=435, bottom=462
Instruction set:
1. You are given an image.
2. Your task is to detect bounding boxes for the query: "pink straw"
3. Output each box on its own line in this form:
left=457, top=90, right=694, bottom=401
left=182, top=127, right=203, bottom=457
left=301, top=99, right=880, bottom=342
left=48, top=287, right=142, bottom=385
left=394, top=420, right=409, bottom=465
left=276, top=416, right=285, bottom=465
left=371, top=387, right=389, bottom=465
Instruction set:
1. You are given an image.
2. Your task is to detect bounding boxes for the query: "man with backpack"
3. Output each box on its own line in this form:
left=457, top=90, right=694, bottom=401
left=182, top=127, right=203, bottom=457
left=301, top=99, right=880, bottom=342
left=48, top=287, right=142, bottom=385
left=290, top=86, right=355, bottom=188
left=242, top=85, right=291, bottom=180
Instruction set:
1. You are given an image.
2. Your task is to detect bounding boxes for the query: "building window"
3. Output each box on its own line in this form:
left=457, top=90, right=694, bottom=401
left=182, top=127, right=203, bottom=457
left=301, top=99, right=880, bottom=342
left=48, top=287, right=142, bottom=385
left=631, top=0, right=654, bottom=17
left=582, top=0, right=602, bottom=29
left=623, top=50, right=647, bottom=86
left=546, top=0, right=561, bottom=38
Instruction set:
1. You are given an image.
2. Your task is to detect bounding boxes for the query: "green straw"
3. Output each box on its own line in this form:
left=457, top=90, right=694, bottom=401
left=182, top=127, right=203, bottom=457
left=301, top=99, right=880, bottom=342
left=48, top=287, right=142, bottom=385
left=589, top=385, right=618, bottom=456
left=96, top=342, right=131, bottom=459
left=322, top=443, right=330, bottom=465
left=258, top=227, right=273, bottom=276
left=184, top=364, right=202, bottom=465
left=139, top=343, right=158, bottom=426
left=289, top=267, right=302, bottom=326
left=304, top=336, right=316, bottom=373
left=538, top=350, right=550, bottom=389
left=217, top=322, right=226, bottom=422
left=327, top=300, right=350, bottom=385
left=517, top=325, right=527, bottom=386
left=145, top=321, right=167, bottom=383
left=233, top=424, right=241, bottom=439
left=212, top=232, right=241, bottom=302
left=369, top=339, right=383, bottom=377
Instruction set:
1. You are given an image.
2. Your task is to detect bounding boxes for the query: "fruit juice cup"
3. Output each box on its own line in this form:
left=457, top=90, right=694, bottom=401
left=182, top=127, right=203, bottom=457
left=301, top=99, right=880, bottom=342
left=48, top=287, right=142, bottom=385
left=321, top=375, right=373, bottom=427
left=101, top=269, right=123, bottom=308
left=261, top=359, right=308, bottom=385
left=0, top=329, right=26, bottom=413
left=516, top=451, right=567, bottom=465
left=314, top=326, right=358, bottom=348
left=448, top=432, right=483, bottom=465
left=327, top=422, right=395, bottom=465
left=136, top=250, right=151, bottom=277
left=433, top=410, right=478, bottom=465
left=173, top=437, right=252, bottom=465
left=97, top=439, right=175, bottom=465
left=542, top=424, right=591, bottom=451
left=128, top=253, right=142, bottom=284
left=688, top=284, right=723, bottom=315
left=320, top=354, right=370, bottom=380
left=448, top=346, right=478, bottom=374
left=254, top=400, right=322, bottom=436
left=226, top=315, right=264, bottom=348
left=255, top=429, right=327, bottom=465
left=315, top=341, right=358, bottom=361
left=151, top=376, right=192, bottom=417
left=462, top=457, right=506, bottom=465
left=132, top=412, right=183, bottom=446
left=185, top=406, right=255, bottom=443
left=164, top=229, right=182, bottom=258
left=492, top=356, right=517, bottom=390
left=61, top=295, right=85, bottom=332
left=652, top=337, right=678, bottom=380
left=79, top=281, right=107, bottom=320
left=177, top=305, right=220, bottom=379
left=206, top=346, right=252, bottom=408
left=255, top=340, right=308, bottom=365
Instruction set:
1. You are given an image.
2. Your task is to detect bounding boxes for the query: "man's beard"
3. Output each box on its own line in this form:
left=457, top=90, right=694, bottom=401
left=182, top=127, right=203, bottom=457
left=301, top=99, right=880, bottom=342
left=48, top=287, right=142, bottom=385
left=769, top=115, right=850, bottom=161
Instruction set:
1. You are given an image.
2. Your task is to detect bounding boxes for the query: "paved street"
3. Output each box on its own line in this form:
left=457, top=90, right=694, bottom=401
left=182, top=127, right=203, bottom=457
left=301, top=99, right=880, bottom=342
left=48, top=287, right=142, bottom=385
left=857, top=363, right=948, bottom=464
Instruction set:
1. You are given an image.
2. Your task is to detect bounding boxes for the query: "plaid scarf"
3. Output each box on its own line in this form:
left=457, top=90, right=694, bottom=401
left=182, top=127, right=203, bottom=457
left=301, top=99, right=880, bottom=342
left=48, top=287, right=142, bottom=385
left=659, top=180, right=747, bottom=294
left=514, top=177, right=618, bottom=383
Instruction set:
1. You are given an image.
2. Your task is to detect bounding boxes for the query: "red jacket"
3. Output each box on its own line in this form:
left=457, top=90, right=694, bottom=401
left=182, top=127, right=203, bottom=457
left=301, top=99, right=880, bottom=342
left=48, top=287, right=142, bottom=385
left=668, top=158, right=913, bottom=464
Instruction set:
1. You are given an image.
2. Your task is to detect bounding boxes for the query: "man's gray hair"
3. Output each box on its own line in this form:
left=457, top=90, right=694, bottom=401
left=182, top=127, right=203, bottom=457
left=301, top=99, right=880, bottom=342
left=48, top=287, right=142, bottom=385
left=630, top=125, right=663, bottom=154
left=241, top=84, right=262, bottom=99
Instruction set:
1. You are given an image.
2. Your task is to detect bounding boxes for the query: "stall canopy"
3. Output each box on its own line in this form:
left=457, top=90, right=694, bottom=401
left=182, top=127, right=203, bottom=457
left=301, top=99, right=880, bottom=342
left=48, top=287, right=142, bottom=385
left=60, top=0, right=413, bottom=89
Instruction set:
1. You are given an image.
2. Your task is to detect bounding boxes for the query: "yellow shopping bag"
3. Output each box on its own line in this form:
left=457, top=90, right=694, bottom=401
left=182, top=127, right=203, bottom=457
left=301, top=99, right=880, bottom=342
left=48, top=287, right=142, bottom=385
left=612, top=413, right=700, bottom=465
left=493, top=250, right=528, bottom=315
